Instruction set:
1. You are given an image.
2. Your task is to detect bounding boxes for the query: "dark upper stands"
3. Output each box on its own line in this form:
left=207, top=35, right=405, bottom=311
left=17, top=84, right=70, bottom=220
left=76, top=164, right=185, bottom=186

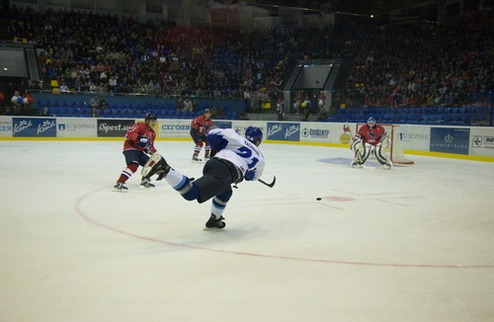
left=3, top=5, right=493, bottom=124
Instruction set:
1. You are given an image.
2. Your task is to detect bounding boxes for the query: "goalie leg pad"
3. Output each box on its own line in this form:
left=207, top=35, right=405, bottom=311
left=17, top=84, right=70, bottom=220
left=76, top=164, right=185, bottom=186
left=351, top=138, right=362, bottom=152
left=352, top=150, right=363, bottom=167
left=375, top=144, right=392, bottom=167
left=360, top=143, right=373, bottom=164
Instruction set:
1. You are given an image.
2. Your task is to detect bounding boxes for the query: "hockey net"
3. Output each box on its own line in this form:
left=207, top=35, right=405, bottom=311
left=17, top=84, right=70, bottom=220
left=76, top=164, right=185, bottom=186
left=356, top=123, right=414, bottom=165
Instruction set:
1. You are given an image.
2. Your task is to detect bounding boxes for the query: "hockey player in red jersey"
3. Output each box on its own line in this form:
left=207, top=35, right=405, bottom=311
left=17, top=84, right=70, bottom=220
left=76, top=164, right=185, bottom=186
left=351, top=116, right=393, bottom=169
left=113, top=113, right=158, bottom=191
left=190, top=108, right=213, bottom=161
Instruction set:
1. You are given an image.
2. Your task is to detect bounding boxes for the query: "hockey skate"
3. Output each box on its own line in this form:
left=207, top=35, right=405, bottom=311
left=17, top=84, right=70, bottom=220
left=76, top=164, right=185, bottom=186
left=192, top=154, right=202, bottom=162
left=204, top=152, right=210, bottom=160
left=142, top=153, right=171, bottom=180
left=382, top=162, right=392, bottom=170
left=140, top=178, right=155, bottom=188
left=205, top=214, right=226, bottom=229
left=351, top=161, right=363, bottom=168
left=113, top=182, right=128, bottom=192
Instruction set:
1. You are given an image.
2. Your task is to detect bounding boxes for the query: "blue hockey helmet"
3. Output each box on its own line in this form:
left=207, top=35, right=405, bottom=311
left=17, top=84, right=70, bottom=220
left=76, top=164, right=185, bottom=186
left=367, top=116, right=376, bottom=128
left=245, top=126, right=263, bottom=144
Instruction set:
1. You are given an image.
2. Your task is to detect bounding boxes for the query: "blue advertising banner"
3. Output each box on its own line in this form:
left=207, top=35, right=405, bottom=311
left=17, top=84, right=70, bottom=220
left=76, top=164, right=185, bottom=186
left=430, top=127, right=469, bottom=154
left=267, top=122, right=300, bottom=141
left=13, top=117, right=57, bottom=137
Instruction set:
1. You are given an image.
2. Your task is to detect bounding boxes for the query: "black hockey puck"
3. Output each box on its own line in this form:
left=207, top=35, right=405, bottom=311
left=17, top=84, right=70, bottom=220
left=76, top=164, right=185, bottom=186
left=316, top=197, right=322, bottom=201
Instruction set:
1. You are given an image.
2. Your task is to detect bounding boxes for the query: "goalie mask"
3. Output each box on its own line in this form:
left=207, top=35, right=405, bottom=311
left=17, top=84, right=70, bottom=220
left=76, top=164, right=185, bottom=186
left=367, top=116, right=376, bottom=128
left=245, top=126, right=263, bottom=145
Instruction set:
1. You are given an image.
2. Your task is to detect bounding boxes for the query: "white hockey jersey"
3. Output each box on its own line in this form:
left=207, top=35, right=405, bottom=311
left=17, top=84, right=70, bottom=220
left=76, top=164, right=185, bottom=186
left=207, top=128, right=265, bottom=181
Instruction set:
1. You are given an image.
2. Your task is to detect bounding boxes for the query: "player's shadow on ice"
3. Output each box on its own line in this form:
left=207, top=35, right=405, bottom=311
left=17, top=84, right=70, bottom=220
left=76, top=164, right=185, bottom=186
left=169, top=225, right=260, bottom=247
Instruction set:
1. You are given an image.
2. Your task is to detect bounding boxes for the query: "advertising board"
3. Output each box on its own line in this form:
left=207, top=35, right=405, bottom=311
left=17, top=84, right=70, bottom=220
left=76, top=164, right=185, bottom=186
left=13, top=117, right=56, bottom=137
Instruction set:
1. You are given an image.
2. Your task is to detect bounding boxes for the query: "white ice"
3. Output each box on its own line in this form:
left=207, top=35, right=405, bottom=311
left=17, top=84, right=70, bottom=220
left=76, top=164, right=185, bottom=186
left=1, top=140, right=494, bottom=322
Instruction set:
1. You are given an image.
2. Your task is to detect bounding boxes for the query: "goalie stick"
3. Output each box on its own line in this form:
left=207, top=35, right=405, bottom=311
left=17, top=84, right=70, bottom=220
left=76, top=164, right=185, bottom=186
left=343, top=121, right=353, bottom=137
left=343, top=122, right=363, bottom=164
left=258, top=176, right=276, bottom=188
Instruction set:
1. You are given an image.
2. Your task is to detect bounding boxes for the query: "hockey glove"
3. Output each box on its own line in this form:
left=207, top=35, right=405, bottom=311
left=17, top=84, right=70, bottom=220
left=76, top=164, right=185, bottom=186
left=137, top=136, right=150, bottom=148
left=380, top=137, right=391, bottom=148
left=244, top=169, right=256, bottom=181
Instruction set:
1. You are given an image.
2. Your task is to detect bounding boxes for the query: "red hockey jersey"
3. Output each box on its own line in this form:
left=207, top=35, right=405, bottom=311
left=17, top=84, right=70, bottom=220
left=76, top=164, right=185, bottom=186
left=356, top=124, right=387, bottom=146
left=191, top=115, right=213, bottom=135
left=123, top=122, right=157, bottom=153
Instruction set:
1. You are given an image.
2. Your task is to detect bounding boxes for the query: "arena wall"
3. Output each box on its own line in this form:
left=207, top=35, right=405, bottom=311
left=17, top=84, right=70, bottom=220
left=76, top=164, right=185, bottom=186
left=1, top=116, right=493, bottom=162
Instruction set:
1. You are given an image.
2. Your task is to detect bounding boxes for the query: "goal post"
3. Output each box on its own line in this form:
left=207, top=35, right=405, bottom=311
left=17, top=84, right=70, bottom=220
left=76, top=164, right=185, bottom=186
left=356, top=123, right=414, bottom=165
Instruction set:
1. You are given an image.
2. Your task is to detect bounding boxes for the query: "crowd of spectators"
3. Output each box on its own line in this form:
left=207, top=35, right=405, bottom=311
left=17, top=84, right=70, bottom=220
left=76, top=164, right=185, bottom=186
left=333, top=10, right=493, bottom=110
left=5, top=5, right=493, bottom=113
left=6, top=7, right=308, bottom=97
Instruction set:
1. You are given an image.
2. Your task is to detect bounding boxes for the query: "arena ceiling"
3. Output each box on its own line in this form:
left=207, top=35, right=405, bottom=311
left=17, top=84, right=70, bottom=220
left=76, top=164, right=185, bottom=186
left=245, top=0, right=433, bottom=15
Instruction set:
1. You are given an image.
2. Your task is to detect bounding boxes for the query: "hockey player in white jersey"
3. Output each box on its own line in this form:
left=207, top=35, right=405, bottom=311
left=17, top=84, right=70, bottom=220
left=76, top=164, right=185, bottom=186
left=142, top=126, right=265, bottom=229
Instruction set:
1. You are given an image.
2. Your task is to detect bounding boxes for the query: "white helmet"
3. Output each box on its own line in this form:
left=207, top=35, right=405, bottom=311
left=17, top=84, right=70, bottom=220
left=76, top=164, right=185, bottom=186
left=367, top=116, right=376, bottom=128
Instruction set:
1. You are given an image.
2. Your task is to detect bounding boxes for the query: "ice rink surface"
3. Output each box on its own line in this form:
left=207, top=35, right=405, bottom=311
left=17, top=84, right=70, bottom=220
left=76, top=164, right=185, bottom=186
left=1, top=140, right=494, bottom=322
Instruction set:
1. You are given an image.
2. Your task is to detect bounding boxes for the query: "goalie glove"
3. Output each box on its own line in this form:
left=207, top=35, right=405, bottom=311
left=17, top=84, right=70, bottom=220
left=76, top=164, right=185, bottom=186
left=137, top=136, right=150, bottom=148
left=380, top=136, right=391, bottom=148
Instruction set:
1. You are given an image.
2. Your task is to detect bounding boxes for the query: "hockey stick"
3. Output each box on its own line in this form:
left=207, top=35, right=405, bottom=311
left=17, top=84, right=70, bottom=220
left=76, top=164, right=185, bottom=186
left=343, top=122, right=353, bottom=137
left=258, top=176, right=276, bottom=188
left=344, top=122, right=364, bottom=164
